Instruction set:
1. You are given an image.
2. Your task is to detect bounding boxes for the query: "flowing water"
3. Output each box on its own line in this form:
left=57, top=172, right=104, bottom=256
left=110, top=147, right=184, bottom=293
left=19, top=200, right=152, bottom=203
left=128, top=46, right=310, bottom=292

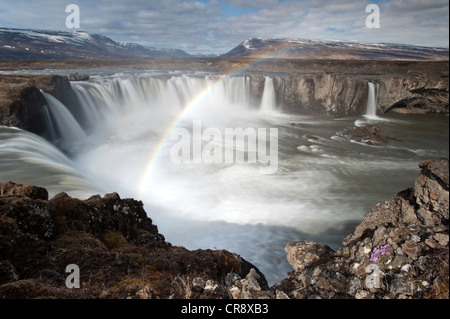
left=0, top=69, right=448, bottom=285
left=366, top=82, right=379, bottom=118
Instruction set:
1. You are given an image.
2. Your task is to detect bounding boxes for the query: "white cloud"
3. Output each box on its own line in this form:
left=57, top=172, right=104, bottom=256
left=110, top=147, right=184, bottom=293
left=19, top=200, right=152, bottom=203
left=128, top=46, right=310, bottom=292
left=0, top=0, right=448, bottom=54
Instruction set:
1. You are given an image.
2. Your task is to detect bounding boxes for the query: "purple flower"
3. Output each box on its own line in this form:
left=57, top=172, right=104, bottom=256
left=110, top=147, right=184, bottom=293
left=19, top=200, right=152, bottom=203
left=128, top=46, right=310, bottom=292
left=370, top=244, right=393, bottom=263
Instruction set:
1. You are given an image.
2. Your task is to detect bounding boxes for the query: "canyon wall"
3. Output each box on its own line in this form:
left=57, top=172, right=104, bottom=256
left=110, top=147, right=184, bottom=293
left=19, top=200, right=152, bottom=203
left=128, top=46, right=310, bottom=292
left=0, top=65, right=448, bottom=136
left=248, top=72, right=449, bottom=117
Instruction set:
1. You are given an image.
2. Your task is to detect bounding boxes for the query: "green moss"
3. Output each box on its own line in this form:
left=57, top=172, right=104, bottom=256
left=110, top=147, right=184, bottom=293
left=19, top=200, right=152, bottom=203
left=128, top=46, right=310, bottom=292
left=102, top=232, right=129, bottom=249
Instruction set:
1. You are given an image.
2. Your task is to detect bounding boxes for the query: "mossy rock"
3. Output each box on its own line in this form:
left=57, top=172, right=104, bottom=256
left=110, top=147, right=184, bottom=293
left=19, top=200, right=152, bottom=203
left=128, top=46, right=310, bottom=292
left=102, top=232, right=129, bottom=249
left=54, top=231, right=107, bottom=251
left=48, top=193, right=92, bottom=234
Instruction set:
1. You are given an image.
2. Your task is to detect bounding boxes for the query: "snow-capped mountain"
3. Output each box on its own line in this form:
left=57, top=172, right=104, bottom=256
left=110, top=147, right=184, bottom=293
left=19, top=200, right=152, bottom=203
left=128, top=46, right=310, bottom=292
left=2, top=29, right=448, bottom=61
left=221, top=37, right=449, bottom=60
left=0, top=28, right=192, bottom=60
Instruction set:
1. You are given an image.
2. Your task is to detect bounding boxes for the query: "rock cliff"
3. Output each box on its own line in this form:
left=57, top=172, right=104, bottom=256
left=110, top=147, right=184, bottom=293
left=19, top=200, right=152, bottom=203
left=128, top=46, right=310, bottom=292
left=0, top=75, right=80, bottom=138
left=248, top=72, right=448, bottom=117
left=272, top=158, right=449, bottom=299
left=0, top=181, right=266, bottom=299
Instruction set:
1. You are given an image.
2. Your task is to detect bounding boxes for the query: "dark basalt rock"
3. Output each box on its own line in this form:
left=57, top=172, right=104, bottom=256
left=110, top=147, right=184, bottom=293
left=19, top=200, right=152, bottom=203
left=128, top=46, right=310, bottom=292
left=0, top=181, right=266, bottom=299
left=0, top=74, right=81, bottom=138
left=273, top=158, right=449, bottom=299
left=346, top=124, right=403, bottom=145
left=67, top=73, right=90, bottom=81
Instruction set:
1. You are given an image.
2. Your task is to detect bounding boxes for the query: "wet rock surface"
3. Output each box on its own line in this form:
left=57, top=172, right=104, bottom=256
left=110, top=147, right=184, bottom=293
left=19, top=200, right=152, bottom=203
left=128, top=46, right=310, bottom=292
left=346, top=124, right=403, bottom=145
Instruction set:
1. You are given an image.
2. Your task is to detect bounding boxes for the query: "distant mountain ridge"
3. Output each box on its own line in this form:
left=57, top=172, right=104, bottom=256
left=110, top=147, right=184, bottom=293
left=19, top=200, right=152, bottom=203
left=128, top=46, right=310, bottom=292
left=1, top=28, right=448, bottom=61
left=0, top=28, right=192, bottom=60
left=220, top=37, right=449, bottom=61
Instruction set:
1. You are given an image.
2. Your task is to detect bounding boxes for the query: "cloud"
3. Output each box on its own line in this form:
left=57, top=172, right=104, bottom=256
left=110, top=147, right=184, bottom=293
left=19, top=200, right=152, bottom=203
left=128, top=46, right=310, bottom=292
left=215, top=0, right=449, bottom=48
left=0, top=0, right=448, bottom=53
left=223, top=0, right=278, bottom=9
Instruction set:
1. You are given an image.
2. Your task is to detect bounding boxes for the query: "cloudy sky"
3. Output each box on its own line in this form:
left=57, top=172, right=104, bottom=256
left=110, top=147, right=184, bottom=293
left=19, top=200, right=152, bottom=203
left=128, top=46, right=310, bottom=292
left=0, top=0, right=448, bottom=54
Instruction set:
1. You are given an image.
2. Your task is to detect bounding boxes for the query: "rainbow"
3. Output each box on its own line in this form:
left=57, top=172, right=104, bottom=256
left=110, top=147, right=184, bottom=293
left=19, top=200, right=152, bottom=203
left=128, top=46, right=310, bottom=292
left=137, top=77, right=222, bottom=198
left=137, top=46, right=297, bottom=199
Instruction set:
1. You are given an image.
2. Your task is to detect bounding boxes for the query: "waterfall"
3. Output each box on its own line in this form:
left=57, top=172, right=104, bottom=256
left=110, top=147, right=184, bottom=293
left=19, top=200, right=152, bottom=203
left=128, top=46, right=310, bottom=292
left=72, top=75, right=254, bottom=116
left=41, top=104, right=58, bottom=141
left=260, top=76, right=276, bottom=113
left=70, top=74, right=260, bottom=129
left=3, top=70, right=449, bottom=289
left=365, top=82, right=379, bottom=118
left=38, top=74, right=279, bottom=153
left=0, top=126, right=99, bottom=198
left=41, top=91, right=87, bottom=149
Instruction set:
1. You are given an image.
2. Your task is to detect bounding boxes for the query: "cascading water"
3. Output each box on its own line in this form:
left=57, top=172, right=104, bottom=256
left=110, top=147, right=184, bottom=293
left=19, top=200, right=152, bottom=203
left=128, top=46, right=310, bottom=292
left=365, top=82, right=379, bottom=118
left=41, top=90, right=87, bottom=151
left=0, top=126, right=98, bottom=198
left=41, top=104, right=58, bottom=141
left=2, top=70, right=448, bottom=285
left=68, top=74, right=255, bottom=131
left=260, top=76, right=276, bottom=113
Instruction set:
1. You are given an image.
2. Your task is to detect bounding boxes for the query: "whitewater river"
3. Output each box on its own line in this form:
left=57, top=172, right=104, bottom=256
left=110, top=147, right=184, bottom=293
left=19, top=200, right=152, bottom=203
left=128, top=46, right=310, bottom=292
left=0, top=69, right=448, bottom=285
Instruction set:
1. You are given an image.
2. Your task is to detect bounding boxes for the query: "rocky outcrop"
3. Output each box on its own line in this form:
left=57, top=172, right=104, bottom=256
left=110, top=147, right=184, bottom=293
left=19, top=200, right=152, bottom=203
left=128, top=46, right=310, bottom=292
left=0, top=181, right=266, bottom=299
left=0, top=75, right=81, bottom=137
left=67, top=73, right=90, bottom=81
left=272, top=158, right=449, bottom=299
left=0, top=75, right=47, bottom=131
left=1, top=158, right=448, bottom=299
left=346, top=124, right=403, bottom=145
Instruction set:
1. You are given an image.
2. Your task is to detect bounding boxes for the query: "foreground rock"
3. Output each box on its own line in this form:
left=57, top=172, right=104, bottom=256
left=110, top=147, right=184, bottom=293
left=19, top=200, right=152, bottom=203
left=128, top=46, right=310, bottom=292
left=0, top=181, right=266, bottom=299
left=273, top=158, right=449, bottom=299
left=1, top=158, right=448, bottom=299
